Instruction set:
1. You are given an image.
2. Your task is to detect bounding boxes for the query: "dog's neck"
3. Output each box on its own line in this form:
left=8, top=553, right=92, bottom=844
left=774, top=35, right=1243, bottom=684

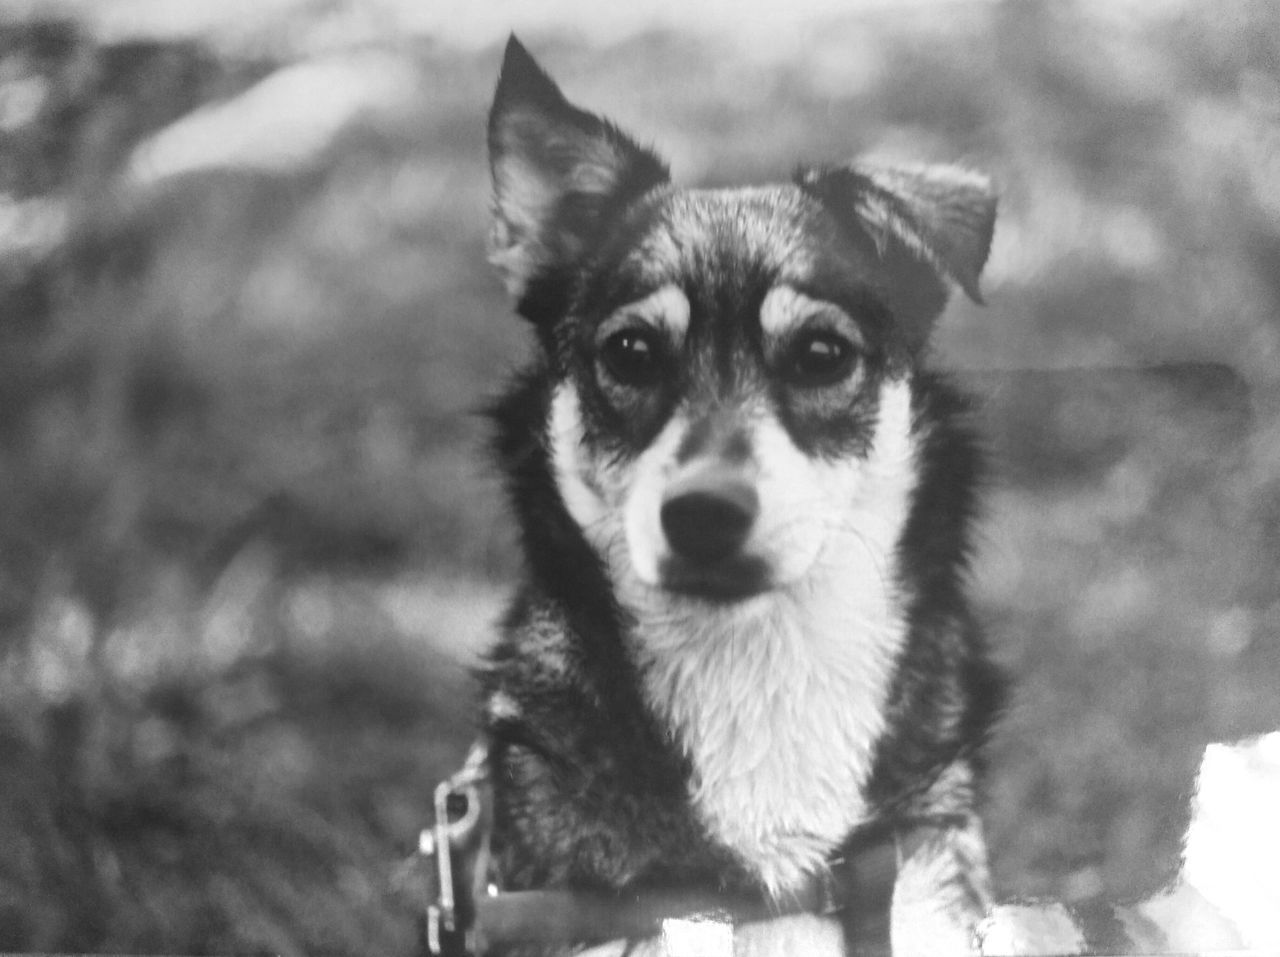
left=622, top=380, right=921, bottom=895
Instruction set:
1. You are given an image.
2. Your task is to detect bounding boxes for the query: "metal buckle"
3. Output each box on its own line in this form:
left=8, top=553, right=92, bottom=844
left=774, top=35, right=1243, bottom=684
left=424, top=743, right=488, bottom=955
left=816, top=856, right=844, bottom=916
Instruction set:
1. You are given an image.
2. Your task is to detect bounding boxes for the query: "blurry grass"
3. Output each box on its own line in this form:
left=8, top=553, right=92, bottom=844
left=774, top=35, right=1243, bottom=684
left=0, top=569, right=491, bottom=953
left=1, top=2, right=1279, bottom=951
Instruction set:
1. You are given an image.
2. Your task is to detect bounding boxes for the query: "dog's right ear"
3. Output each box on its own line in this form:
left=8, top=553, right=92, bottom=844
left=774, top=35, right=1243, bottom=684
left=487, top=37, right=670, bottom=306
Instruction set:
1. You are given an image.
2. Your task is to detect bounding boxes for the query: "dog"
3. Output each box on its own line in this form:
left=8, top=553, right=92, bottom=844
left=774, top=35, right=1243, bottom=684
left=475, top=37, right=1005, bottom=957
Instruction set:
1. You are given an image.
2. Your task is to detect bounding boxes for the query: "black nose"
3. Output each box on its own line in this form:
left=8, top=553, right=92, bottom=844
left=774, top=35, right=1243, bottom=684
left=660, top=470, right=759, bottom=564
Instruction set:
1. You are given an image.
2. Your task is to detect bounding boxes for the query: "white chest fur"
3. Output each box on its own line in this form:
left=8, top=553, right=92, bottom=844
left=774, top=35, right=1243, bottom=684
left=634, top=574, right=909, bottom=894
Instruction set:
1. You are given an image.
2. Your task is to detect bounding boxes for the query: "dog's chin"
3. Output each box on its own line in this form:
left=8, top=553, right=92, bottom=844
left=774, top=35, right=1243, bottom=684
left=657, top=555, right=772, bottom=604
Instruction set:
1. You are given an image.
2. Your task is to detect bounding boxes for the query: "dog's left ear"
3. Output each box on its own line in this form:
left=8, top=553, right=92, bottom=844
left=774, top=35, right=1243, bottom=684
left=798, top=160, right=997, bottom=313
left=487, top=37, right=670, bottom=305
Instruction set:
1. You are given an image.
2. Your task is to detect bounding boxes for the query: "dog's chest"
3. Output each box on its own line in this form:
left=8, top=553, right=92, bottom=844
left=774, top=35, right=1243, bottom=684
left=635, top=582, right=908, bottom=895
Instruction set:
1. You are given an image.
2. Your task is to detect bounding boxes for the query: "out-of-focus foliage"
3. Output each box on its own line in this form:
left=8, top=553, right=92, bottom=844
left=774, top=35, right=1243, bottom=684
left=0, top=1, right=1277, bottom=952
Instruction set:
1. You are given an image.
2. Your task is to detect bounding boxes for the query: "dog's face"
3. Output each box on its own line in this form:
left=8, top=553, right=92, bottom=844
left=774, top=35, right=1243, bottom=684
left=489, top=38, right=995, bottom=619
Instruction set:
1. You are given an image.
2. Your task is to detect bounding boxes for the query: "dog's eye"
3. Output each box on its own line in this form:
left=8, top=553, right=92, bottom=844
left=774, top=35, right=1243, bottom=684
left=600, top=328, right=664, bottom=387
left=784, top=331, right=859, bottom=387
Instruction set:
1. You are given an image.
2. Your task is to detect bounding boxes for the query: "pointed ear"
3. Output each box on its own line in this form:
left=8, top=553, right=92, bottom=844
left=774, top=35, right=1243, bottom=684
left=798, top=161, right=997, bottom=304
left=487, top=37, right=670, bottom=301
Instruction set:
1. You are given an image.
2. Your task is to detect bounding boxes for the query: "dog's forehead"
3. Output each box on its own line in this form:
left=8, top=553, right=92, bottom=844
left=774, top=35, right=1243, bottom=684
left=623, top=185, right=837, bottom=290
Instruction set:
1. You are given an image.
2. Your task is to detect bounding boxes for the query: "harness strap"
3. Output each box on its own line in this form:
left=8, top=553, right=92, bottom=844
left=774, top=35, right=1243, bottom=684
left=471, top=835, right=900, bottom=948
left=417, top=740, right=963, bottom=956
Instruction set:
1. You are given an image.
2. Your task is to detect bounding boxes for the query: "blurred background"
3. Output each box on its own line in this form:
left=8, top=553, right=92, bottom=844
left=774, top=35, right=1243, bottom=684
left=0, top=0, right=1278, bottom=952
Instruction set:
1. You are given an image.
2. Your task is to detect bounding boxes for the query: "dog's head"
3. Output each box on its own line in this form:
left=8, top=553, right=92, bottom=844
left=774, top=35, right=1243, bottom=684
left=488, top=37, right=996, bottom=614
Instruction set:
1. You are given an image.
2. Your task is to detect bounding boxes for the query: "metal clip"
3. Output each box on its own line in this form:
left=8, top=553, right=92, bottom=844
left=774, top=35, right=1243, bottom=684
left=424, top=743, right=488, bottom=955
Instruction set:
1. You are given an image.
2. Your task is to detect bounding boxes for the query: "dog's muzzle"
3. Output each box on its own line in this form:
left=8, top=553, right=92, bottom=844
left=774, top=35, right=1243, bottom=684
left=658, top=466, right=767, bottom=599
left=661, top=466, right=758, bottom=562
